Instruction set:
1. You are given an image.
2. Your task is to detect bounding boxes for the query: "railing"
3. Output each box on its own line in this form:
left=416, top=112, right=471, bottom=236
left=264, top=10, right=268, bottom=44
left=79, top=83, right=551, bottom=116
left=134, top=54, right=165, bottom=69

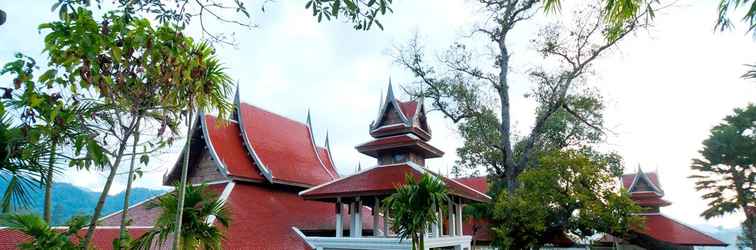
left=293, top=228, right=472, bottom=250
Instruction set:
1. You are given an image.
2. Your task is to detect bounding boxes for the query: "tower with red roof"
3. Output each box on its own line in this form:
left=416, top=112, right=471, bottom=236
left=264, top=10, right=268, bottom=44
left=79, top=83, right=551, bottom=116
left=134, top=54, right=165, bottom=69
left=299, top=82, right=489, bottom=249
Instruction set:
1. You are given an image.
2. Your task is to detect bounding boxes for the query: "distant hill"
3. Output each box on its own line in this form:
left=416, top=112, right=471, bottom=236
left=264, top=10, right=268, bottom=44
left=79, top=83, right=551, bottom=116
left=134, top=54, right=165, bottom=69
left=695, top=224, right=744, bottom=250
left=0, top=179, right=165, bottom=226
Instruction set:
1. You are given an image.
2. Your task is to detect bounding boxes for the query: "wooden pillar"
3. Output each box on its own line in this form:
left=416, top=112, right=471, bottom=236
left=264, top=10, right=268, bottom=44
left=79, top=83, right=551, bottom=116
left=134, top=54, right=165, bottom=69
left=448, top=198, right=456, bottom=236
left=336, top=198, right=343, bottom=237
left=455, top=199, right=463, bottom=236
left=373, top=197, right=381, bottom=236
left=438, top=205, right=444, bottom=236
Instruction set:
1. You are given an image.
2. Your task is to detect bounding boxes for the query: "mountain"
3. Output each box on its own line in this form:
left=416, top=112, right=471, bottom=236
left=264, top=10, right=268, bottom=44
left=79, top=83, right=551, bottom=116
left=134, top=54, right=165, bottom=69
left=1, top=179, right=165, bottom=226
left=695, top=224, right=744, bottom=250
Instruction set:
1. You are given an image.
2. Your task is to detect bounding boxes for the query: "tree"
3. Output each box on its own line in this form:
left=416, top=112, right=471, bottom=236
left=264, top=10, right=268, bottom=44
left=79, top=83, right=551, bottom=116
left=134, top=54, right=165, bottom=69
left=690, top=104, right=756, bottom=248
left=490, top=150, right=641, bottom=248
left=1, top=53, right=95, bottom=224
left=167, top=41, right=234, bottom=250
left=0, top=213, right=89, bottom=250
left=131, top=183, right=231, bottom=250
left=396, top=0, right=651, bottom=193
left=50, top=0, right=395, bottom=45
left=383, top=173, right=448, bottom=250
left=36, top=9, right=222, bottom=248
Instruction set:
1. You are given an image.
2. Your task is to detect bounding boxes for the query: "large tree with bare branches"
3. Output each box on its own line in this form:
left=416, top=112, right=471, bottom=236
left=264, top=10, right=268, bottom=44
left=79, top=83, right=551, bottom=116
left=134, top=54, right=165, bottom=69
left=395, top=0, right=654, bottom=192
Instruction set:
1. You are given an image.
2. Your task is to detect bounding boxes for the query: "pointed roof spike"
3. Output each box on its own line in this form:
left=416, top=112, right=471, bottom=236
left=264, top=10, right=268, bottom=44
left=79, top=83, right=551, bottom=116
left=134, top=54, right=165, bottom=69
left=324, top=131, right=331, bottom=149
left=306, top=108, right=312, bottom=127
left=357, top=162, right=362, bottom=173
left=386, top=78, right=395, bottom=100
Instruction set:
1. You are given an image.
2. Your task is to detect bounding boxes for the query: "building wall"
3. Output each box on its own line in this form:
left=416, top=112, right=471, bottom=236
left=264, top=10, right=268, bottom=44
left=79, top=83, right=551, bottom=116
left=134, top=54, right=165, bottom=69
left=188, top=150, right=226, bottom=184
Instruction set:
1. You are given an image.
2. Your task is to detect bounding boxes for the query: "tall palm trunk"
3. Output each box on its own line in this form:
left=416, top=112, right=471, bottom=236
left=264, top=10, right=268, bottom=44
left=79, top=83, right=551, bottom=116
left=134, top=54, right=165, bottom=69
left=43, top=141, right=57, bottom=224
left=173, top=109, right=195, bottom=250
left=118, top=120, right=141, bottom=249
left=81, top=120, right=138, bottom=248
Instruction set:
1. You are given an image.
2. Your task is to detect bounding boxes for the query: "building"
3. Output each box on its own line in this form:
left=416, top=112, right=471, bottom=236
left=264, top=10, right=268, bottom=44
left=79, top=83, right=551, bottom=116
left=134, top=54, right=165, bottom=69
left=0, top=83, right=487, bottom=249
left=456, top=167, right=729, bottom=250
left=595, top=167, right=728, bottom=249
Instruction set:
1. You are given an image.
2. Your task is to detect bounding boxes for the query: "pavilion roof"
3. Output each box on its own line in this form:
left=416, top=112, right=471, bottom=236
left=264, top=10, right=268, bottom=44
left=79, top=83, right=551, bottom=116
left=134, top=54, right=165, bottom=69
left=636, top=214, right=727, bottom=246
left=300, top=163, right=490, bottom=202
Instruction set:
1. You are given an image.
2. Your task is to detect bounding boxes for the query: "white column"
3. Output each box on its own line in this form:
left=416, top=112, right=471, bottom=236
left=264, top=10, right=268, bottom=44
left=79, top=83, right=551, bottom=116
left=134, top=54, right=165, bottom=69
left=350, top=201, right=357, bottom=237
left=373, top=197, right=381, bottom=236
left=431, top=204, right=439, bottom=238
left=455, top=200, right=463, bottom=236
left=336, top=198, right=343, bottom=237
left=448, top=198, right=456, bottom=236
left=383, top=207, right=390, bottom=237
left=355, top=197, right=363, bottom=237
left=438, top=205, right=444, bottom=236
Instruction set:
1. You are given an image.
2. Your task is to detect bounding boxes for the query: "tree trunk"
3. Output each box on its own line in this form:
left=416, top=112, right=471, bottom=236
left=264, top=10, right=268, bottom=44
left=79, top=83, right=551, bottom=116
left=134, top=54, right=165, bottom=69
left=81, top=130, right=133, bottom=248
left=43, top=142, right=57, bottom=224
left=118, top=120, right=141, bottom=249
left=173, top=109, right=195, bottom=250
left=496, top=29, right=517, bottom=194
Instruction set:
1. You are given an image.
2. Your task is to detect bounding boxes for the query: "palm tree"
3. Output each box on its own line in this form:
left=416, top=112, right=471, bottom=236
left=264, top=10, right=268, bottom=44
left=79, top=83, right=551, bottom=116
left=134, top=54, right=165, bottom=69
left=1, top=213, right=89, bottom=250
left=169, top=41, right=234, bottom=250
left=0, top=112, right=45, bottom=213
left=383, top=173, right=449, bottom=250
left=132, top=183, right=231, bottom=250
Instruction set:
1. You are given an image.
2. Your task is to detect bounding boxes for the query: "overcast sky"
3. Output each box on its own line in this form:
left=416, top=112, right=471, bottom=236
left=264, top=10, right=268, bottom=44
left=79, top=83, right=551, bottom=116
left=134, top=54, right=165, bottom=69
left=1, top=0, right=754, bottom=230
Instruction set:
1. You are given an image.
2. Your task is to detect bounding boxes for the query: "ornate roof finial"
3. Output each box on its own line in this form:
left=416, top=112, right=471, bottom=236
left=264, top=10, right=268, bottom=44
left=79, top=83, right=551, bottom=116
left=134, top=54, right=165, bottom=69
left=234, top=83, right=241, bottom=104
left=306, top=108, right=312, bottom=127
left=386, top=78, right=395, bottom=100
left=357, top=162, right=362, bottom=172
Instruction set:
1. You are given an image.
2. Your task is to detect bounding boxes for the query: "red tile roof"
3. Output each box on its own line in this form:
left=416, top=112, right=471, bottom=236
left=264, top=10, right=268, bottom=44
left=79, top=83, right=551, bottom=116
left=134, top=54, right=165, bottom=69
left=455, top=176, right=488, bottom=194
left=630, top=192, right=671, bottom=207
left=222, top=182, right=374, bottom=250
left=237, top=103, right=335, bottom=187
left=355, top=134, right=444, bottom=158
left=398, top=100, right=418, bottom=120
left=638, top=214, right=727, bottom=246
left=317, top=147, right=338, bottom=178
left=0, top=227, right=153, bottom=250
left=301, top=164, right=490, bottom=202
left=204, top=116, right=265, bottom=181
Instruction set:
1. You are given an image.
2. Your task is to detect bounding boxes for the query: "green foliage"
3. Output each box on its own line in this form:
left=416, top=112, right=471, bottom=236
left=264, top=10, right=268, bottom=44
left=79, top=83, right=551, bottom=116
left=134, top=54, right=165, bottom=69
left=0, top=213, right=89, bottom=250
left=491, top=150, right=642, bottom=249
left=690, top=104, right=756, bottom=247
left=715, top=0, right=756, bottom=32
left=131, top=183, right=231, bottom=250
left=383, top=173, right=448, bottom=250
left=305, top=0, right=393, bottom=30
left=544, top=0, right=657, bottom=41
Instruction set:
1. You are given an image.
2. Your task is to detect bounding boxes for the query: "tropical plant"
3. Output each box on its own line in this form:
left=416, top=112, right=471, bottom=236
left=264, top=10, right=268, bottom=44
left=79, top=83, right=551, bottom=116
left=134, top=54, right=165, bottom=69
left=690, top=104, right=756, bottom=248
left=0, top=111, right=44, bottom=212
left=131, top=183, right=231, bottom=250
left=383, top=173, right=448, bottom=250
left=166, top=40, right=234, bottom=250
left=0, top=213, right=89, bottom=250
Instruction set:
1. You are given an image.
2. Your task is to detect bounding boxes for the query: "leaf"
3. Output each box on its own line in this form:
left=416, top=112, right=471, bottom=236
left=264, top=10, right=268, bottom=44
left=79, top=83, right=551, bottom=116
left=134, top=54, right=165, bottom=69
left=140, top=154, right=149, bottom=165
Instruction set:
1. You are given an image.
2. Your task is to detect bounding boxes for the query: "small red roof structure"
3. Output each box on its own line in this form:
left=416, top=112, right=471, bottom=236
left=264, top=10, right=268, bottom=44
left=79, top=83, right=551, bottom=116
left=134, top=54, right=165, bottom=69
left=608, top=167, right=727, bottom=248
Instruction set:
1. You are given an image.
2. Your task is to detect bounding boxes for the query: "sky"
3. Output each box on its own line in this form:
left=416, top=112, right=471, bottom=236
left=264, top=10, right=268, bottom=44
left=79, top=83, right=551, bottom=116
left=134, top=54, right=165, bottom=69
left=1, top=0, right=754, bottom=231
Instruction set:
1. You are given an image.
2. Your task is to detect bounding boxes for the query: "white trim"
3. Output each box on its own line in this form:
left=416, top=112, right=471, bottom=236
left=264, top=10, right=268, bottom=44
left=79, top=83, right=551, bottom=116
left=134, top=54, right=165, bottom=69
left=200, top=112, right=232, bottom=180
left=629, top=167, right=663, bottom=196
left=206, top=181, right=235, bottom=225
left=305, top=112, right=337, bottom=179
left=234, top=96, right=275, bottom=183
left=292, top=226, right=317, bottom=250
left=370, top=82, right=411, bottom=131
left=299, top=164, right=383, bottom=196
